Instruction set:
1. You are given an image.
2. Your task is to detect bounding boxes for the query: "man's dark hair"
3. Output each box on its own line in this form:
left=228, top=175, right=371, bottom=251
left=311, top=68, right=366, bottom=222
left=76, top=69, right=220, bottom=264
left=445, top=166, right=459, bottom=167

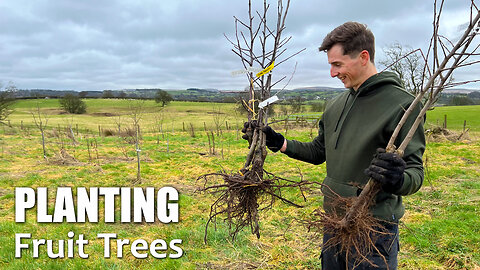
left=319, top=21, right=375, bottom=63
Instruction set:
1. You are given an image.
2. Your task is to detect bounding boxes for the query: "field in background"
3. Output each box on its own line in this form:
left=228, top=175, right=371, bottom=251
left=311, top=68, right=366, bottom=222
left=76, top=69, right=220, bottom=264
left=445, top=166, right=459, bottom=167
left=8, top=99, right=480, bottom=132
left=0, top=99, right=479, bottom=269
left=426, top=105, right=480, bottom=132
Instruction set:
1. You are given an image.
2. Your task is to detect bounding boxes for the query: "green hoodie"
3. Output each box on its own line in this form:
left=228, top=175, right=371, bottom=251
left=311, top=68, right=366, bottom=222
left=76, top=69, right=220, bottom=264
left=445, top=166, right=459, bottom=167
left=284, top=71, right=425, bottom=222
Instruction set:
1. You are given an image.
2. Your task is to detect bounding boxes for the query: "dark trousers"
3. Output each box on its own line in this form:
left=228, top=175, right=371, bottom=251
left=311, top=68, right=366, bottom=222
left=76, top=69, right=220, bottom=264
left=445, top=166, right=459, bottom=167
left=321, top=223, right=399, bottom=270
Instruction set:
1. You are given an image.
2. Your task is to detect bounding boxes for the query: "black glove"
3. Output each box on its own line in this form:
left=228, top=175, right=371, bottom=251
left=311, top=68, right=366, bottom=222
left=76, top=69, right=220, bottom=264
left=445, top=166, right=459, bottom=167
left=241, top=121, right=285, bottom=152
left=364, top=148, right=406, bottom=193
left=262, top=126, right=285, bottom=152
left=241, top=120, right=257, bottom=147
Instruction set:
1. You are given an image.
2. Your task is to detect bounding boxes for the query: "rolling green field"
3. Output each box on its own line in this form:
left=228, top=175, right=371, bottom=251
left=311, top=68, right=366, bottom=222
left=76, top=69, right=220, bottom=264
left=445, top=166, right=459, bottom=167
left=0, top=99, right=479, bottom=269
left=425, top=105, right=480, bottom=132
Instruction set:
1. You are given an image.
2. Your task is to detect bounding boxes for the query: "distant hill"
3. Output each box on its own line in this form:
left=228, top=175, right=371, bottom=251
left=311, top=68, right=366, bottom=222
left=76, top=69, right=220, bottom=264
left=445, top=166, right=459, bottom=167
left=291, top=86, right=345, bottom=92
left=280, top=86, right=345, bottom=101
left=9, top=86, right=346, bottom=102
left=8, top=86, right=478, bottom=104
left=443, top=88, right=480, bottom=94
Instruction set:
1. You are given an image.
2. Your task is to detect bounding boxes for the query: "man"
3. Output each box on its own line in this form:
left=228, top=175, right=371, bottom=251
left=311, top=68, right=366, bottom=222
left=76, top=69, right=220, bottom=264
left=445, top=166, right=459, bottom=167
left=244, top=22, right=425, bottom=269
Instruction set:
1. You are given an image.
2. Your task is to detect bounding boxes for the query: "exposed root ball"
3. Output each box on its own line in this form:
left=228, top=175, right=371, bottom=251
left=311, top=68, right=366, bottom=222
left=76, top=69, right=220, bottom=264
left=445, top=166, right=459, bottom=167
left=302, top=186, right=392, bottom=268
left=198, top=169, right=312, bottom=243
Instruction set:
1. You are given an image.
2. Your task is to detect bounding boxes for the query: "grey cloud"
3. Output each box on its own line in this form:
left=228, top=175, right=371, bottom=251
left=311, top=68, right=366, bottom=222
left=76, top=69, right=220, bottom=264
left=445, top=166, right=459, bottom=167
left=1, top=0, right=478, bottom=91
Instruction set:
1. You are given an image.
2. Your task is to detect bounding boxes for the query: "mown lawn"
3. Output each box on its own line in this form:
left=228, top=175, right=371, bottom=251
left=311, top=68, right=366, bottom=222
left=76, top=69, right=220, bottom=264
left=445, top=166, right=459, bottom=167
left=0, top=100, right=479, bottom=269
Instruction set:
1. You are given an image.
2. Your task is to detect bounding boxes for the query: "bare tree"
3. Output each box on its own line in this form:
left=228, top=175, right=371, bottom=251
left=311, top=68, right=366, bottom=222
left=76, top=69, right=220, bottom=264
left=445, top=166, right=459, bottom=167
left=153, top=107, right=166, bottom=142
left=289, top=96, right=305, bottom=113
left=64, top=116, right=77, bottom=147
left=379, top=42, right=425, bottom=95
left=0, top=82, right=17, bottom=126
left=200, top=0, right=311, bottom=242
left=128, top=99, right=145, bottom=184
left=227, top=0, right=305, bottom=177
left=212, top=104, right=226, bottom=136
left=114, top=115, right=123, bottom=135
left=31, top=100, right=49, bottom=160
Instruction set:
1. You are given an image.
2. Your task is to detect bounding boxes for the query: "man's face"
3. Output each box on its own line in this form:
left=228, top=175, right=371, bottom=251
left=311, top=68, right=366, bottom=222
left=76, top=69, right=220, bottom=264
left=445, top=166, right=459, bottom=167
left=327, top=44, right=364, bottom=90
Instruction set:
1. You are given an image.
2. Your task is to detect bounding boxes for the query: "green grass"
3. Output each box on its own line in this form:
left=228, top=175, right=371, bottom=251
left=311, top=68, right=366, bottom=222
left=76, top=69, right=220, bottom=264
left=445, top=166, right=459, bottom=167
left=426, top=105, right=480, bottom=132
left=7, top=99, right=244, bottom=135
left=1, top=100, right=479, bottom=269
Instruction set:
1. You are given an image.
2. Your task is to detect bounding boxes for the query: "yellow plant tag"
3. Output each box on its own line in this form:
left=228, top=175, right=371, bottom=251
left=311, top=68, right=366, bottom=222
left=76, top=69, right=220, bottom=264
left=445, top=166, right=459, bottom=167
left=256, top=61, right=275, bottom=77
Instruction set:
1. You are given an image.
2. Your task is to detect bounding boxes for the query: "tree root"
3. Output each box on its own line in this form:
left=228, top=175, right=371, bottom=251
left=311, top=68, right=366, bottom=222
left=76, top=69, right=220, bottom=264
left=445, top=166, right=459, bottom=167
left=198, top=169, right=315, bottom=243
left=300, top=184, right=392, bottom=269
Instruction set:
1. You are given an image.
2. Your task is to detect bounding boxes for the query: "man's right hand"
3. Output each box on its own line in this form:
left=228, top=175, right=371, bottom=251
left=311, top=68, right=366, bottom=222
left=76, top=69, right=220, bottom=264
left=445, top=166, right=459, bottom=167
left=262, top=125, right=285, bottom=152
left=241, top=121, right=285, bottom=152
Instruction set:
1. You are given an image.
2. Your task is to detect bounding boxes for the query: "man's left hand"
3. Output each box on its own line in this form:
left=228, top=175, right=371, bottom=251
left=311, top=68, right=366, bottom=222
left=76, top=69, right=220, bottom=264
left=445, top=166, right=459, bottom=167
left=364, top=148, right=406, bottom=193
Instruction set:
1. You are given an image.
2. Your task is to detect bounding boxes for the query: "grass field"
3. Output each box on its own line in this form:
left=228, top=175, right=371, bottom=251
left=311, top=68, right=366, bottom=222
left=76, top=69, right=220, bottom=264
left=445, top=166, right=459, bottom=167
left=0, top=99, right=479, bottom=269
left=425, top=105, right=480, bottom=132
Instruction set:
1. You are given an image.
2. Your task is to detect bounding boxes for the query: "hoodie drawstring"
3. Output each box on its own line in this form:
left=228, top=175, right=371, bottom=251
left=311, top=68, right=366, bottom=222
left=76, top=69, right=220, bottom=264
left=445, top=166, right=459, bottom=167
left=334, top=91, right=360, bottom=149
left=334, top=93, right=351, bottom=132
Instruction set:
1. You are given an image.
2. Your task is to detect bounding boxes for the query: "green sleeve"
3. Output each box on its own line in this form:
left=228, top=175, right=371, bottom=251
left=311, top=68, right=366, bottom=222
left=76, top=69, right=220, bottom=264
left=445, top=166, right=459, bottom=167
left=283, top=117, right=326, bottom=165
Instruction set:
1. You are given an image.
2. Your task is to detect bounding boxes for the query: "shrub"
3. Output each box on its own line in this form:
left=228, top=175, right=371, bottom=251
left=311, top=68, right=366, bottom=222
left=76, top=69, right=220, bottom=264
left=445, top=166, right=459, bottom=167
left=59, top=94, right=87, bottom=114
left=310, top=101, right=325, bottom=112
left=448, top=96, right=475, bottom=106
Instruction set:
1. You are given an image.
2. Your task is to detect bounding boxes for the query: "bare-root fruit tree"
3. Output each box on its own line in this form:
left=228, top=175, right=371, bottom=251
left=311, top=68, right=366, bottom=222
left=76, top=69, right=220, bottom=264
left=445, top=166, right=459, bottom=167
left=198, top=0, right=311, bottom=243
left=128, top=99, right=145, bottom=184
left=31, top=100, right=49, bottom=160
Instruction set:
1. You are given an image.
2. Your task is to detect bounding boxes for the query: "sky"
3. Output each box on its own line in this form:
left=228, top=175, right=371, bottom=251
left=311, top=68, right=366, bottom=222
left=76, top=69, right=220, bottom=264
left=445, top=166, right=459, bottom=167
left=0, top=0, right=478, bottom=91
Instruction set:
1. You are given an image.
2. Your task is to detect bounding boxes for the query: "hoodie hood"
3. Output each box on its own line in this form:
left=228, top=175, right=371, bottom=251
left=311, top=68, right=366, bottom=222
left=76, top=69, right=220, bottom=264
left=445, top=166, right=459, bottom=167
left=335, top=71, right=405, bottom=149
left=349, top=71, right=404, bottom=97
